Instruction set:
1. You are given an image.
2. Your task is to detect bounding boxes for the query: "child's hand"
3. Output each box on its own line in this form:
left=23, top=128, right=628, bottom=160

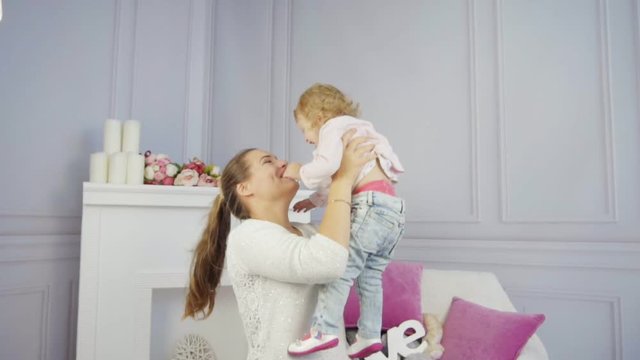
left=293, top=198, right=317, bottom=213
left=283, top=162, right=302, bottom=180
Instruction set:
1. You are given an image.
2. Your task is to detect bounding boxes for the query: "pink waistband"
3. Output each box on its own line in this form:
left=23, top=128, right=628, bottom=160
left=352, top=180, right=396, bottom=196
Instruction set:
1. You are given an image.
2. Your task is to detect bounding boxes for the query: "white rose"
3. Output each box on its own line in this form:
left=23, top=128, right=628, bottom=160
left=210, top=165, right=221, bottom=177
left=144, top=166, right=155, bottom=181
left=152, top=164, right=160, bottom=172
left=166, top=163, right=179, bottom=177
left=174, top=169, right=199, bottom=186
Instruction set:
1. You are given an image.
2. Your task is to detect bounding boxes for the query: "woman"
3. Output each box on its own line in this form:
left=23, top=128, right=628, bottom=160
left=183, top=130, right=375, bottom=359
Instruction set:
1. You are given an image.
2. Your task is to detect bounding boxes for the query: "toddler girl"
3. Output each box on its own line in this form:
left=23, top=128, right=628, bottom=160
left=285, top=83, right=405, bottom=358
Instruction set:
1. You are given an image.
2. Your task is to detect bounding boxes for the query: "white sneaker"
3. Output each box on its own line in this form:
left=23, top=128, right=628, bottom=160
left=347, top=335, right=383, bottom=359
left=288, top=330, right=339, bottom=357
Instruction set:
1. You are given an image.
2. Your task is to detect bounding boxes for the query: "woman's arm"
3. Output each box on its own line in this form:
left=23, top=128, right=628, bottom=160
left=231, top=223, right=348, bottom=284
left=318, top=130, right=375, bottom=248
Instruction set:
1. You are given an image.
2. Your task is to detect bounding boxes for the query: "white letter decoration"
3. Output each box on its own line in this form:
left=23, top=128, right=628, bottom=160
left=366, top=319, right=427, bottom=360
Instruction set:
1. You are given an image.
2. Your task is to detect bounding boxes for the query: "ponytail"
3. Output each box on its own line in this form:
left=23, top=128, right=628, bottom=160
left=183, top=194, right=230, bottom=319
left=183, top=148, right=255, bottom=319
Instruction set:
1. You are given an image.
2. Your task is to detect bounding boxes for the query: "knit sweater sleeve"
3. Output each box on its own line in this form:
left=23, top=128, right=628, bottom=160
left=230, top=220, right=348, bottom=284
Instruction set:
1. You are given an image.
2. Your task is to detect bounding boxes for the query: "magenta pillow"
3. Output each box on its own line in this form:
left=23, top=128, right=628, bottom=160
left=343, top=261, right=423, bottom=330
left=440, top=297, right=545, bottom=360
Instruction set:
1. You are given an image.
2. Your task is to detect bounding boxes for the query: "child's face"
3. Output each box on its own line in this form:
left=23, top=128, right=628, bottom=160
left=295, top=113, right=320, bottom=146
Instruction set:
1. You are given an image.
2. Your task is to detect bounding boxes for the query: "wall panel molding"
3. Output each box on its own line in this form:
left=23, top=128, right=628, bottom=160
left=0, top=235, right=80, bottom=263
left=0, top=215, right=81, bottom=237
left=181, top=0, right=195, bottom=161
left=284, top=0, right=293, bottom=160
left=0, top=285, right=51, bottom=360
left=67, top=280, right=79, bottom=360
left=205, top=0, right=218, bottom=163
left=413, top=0, right=480, bottom=224
left=506, top=288, right=623, bottom=360
left=265, top=0, right=275, bottom=152
left=109, top=0, right=123, bottom=117
left=397, top=238, right=640, bottom=270
left=496, top=0, right=617, bottom=223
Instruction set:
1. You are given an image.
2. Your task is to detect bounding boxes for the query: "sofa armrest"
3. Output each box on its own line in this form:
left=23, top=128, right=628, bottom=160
left=420, top=269, right=549, bottom=360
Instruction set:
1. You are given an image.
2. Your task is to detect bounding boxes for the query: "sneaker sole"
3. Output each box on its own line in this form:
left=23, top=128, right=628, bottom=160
left=348, top=343, right=384, bottom=359
left=288, top=338, right=339, bottom=357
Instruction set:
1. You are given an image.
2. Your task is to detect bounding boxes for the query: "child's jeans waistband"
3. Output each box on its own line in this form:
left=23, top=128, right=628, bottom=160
left=352, top=180, right=396, bottom=196
left=351, top=190, right=405, bottom=215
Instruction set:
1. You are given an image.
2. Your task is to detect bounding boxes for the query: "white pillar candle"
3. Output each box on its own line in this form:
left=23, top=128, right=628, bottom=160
left=108, top=152, right=127, bottom=184
left=89, top=152, right=108, bottom=183
left=103, top=119, right=122, bottom=154
left=126, top=152, right=145, bottom=185
left=122, top=120, right=141, bottom=153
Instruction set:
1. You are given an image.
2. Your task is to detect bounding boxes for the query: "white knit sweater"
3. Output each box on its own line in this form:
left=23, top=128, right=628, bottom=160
left=226, top=219, right=350, bottom=360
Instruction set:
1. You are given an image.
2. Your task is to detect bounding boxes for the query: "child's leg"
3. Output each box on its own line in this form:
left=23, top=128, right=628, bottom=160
left=355, top=255, right=389, bottom=338
left=312, top=240, right=369, bottom=335
left=354, top=195, right=406, bottom=338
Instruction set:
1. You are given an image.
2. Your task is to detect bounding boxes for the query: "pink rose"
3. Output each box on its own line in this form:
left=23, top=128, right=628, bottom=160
left=145, top=154, right=156, bottom=165
left=154, top=171, right=166, bottom=181
left=174, top=169, right=199, bottom=186
left=161, top=177, right=174, bottom=185
left=197, top=174, right=217, bottom=187
left=184, top=158, right=206, bottom=175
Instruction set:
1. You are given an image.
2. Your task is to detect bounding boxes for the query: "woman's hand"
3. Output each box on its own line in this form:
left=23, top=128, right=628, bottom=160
left=333, top=128, right=376, bottom=184
left=318, top=129, right=376, bottom=249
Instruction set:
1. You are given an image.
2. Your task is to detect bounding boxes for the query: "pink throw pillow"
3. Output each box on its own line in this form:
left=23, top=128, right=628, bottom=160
left=343, top=261, right=423, bottom=330
left=440, top=297, right=545, bottom=360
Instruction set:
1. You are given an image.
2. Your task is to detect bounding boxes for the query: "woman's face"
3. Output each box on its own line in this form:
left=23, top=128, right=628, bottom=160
left=241, top=149, right=299, bottom=202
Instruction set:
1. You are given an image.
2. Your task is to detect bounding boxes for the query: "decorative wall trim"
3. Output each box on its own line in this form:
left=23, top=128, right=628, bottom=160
left=496, top=0, right=618, bottom=223
left=397, top=238, right=640, bottom=270
left=109, top=0, right=122, bottom=117
left=0, top=285, right=51, bottom=360
left=205, top=0, right=218, bottom=163
left=0, top=215, right=80, bottom=237
left=285, top=0, right=480, bottom=224
left=182, top=0, right=195, bottom=161
left=266, top=0, right=275, bottom=152
left=410, top=0, right=480, bottom=224
left=67, top=280, right=79, bottom=360
left=0, top=235, right=80, bottom=263
left=284, top=0, right=293, bottom=160
left=467, top=0, right=480, bottom=223
left=635, top=0, right=640, bottom=127
left=129, top=0, right=140, bottom=119
left=505, top=288, right=623, bottom=360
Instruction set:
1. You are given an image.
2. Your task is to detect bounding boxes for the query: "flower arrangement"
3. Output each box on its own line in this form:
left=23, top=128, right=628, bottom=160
left=144, top=151, right=220, bottom=187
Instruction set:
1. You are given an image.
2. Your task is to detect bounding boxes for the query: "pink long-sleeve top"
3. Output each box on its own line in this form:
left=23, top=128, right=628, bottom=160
left=300, top=115, right=405, bottom=207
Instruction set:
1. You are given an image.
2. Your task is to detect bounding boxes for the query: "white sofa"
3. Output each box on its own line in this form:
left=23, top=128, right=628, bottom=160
left=420, top=269, right=549, bottom=360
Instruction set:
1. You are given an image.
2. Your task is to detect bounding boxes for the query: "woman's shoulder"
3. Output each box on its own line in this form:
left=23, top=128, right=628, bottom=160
left=230, top=219, right=315, bottom=241
left=292, top=222, right=318, bottom=238
left=231, top=219, right=280, bottom=237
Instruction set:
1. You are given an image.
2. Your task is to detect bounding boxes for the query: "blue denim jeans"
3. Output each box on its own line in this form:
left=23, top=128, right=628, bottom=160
left=312, top=191, right=406, bottom=339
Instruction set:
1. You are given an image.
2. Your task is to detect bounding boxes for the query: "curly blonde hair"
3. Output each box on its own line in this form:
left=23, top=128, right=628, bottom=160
left=294, top=83, right=360, bottom=128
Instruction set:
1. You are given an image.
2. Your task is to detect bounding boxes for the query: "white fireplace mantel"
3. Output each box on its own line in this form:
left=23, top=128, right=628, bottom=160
left=76, top=183, right=312, bottom=360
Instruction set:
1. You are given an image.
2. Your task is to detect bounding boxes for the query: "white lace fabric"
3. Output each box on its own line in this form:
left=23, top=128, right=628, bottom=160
left=226, top=219, right=350, bottom=360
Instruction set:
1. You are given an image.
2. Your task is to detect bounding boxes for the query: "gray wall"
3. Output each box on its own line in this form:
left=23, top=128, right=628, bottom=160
left=1, top=0, right=640, bottom=359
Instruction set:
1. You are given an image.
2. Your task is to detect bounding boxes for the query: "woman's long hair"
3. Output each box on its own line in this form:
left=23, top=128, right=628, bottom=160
left=183, top=148, right=255, bottom=319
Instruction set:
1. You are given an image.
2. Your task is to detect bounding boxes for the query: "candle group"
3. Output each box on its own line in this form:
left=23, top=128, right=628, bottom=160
left=89, top=119, right=143, bottom=184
